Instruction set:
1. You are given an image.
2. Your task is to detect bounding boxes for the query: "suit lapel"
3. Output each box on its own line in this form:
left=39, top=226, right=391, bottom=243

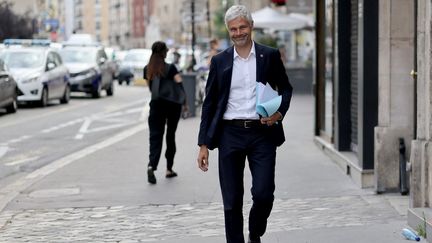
left=222, top=46, right=234, bottom=88
left=255, top=42, right=265, bottom=84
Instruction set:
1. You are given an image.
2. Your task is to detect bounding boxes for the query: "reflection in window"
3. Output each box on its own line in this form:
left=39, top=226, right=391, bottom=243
left=323, top=0, right=334, bottom=138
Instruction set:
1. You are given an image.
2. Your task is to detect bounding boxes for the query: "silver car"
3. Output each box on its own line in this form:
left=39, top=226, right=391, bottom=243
left=0, top=39, right=70, bottom=107
left=60, top=45, right=114, bottom=98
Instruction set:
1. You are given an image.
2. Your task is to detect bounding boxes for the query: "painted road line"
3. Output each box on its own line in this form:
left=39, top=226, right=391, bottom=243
left=0, top=101, right=150, bottom=217
left=75, top=118, right=92, bottom=140
left=5, top=156, right=40, bottom=166
left=41, top=118, right=85, bottom=133
left=0, top=146, right=8, bottom=160
left=6, top=135, right=32, bottom=145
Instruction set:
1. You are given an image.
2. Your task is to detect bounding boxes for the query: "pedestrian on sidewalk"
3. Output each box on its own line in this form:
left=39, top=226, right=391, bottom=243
left=144, top=41, right=186, bottom=184
left=196, top=5, right=293, bottom=243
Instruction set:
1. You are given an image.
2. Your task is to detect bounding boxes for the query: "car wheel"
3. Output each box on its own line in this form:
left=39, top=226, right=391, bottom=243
left=5, top=97, right=17, bottom=113
left=40, top=87, right=48, bottom=107
left=92, top=82, right=101, bottom=98
left=60, top=85, right=70, bottom=104
left=106, top=82, right=114, bottom=96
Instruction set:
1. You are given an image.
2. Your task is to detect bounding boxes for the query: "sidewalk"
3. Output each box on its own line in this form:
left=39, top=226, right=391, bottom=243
left=0, top=95, right=414, bottom=242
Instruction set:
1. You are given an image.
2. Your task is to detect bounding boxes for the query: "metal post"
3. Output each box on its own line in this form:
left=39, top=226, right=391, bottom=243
left=191, top=0, right=196, bottom=66
left=399, top=138, right=409, bottom=195
left=206, top=0, right=211, bottom=38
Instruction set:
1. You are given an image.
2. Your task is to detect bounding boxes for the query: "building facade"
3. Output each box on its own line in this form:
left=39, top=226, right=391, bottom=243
left=73, top=0, right=110, bottom=45
left=314, top=0, right=379, bottom=188
left=314, top=0, right=432, bottom=233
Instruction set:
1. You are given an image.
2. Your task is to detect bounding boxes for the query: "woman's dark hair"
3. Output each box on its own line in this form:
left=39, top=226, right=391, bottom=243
left=147, top=41, right=168, bottom=81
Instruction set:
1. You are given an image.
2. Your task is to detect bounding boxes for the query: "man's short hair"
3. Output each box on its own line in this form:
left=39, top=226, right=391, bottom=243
left=224, top=5, right=254, bottom=28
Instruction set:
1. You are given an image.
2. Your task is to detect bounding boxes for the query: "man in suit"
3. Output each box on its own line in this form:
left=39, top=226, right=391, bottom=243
left=196, top=5, right=293, bottom=243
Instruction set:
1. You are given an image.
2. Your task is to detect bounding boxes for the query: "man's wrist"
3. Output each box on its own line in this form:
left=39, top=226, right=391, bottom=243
left=276, top=111, right=283, bottom=121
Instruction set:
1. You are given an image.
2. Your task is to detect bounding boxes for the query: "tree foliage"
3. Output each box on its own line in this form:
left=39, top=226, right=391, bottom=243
left=212, top=0, right=234, bottom=40
left=0, top=1, right=34, bottom=41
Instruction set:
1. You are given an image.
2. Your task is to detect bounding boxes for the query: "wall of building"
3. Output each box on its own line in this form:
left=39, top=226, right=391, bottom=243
left=410, top=0, right=432, bottom=208
left=374, top=0, right=416, bottom=193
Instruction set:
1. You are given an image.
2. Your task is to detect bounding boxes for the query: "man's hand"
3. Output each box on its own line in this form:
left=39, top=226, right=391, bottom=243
left=197, top=145, right=209, bottom=172
left=260, top=112, right=282, bottom=126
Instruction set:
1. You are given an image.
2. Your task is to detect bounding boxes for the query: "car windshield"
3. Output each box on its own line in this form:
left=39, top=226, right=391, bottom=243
left=0, top=50, right=44, bottom=68
left=123, top=51, right=151, bottom=63
left=60, top=49, right=96, bottom=64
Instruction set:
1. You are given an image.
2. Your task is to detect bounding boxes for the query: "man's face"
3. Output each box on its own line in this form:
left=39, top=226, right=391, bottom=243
left=227, top=17, right=253, bottom=48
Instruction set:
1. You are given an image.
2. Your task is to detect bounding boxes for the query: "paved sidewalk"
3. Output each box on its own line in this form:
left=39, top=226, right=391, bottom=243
left=0, top=95, right=414, bottom=242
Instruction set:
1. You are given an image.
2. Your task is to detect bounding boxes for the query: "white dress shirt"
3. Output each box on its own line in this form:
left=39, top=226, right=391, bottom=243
left=223, top=42, right=259, bottom=120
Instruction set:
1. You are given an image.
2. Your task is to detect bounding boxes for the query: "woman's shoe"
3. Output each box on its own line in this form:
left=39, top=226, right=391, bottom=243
left=148, top=167, right=156, bottom=184
left=166, top=170, right=178, bottom=178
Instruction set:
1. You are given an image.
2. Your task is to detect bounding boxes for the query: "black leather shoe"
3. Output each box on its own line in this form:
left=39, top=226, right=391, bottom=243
left=147, top=167, right=156, bottom=184
left=248, top=234, right=261, bottom=243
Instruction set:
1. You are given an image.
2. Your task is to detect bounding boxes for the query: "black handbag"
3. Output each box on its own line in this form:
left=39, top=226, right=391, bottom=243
left=150, top=64, right=186, bottom=105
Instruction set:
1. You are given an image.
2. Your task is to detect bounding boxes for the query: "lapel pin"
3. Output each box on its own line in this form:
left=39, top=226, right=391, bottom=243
left=260, top=54, right=263, bottom=57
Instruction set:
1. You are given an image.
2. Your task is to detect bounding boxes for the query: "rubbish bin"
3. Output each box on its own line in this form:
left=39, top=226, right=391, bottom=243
left=181, top=73, right=197, bottom=117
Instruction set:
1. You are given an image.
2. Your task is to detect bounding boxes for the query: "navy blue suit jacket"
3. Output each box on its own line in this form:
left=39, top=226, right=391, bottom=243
left=198, top=42, right=293, bottom=150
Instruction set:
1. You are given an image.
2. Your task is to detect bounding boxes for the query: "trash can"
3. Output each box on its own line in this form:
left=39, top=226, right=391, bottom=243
left=181, top=73, right=197, bottom=117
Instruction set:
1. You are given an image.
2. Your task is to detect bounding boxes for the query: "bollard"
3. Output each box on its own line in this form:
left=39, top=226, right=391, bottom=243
left=399, top=138, right=409, bottom=195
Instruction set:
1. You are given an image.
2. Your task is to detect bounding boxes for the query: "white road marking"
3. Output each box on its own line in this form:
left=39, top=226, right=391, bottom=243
left=7, top=135, right=32, bottom=144
left=0, top=146, right=9, bottom=159
left=0, top=101, right=150, bottom=216
left=74, top=100, right=149, bottom=140
left=5, top=156, right=40, bottom=166
left=75, top=118, right=92, bottom=140
left=42, top=118, right=85, bottom=133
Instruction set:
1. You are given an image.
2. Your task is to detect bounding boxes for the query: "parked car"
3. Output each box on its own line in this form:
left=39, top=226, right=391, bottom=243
left=0, top=59, right=18, bottom=113
left=0, top=39, right=70, bottom=107
left=59, top=44, right=114, bottom=98
left=117, top=48, right=151, bottom=85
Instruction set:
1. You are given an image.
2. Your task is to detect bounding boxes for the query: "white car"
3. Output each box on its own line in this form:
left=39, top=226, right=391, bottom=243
left=118, top=49, right=151, bottom=85
left=0, top=39, right=70, bottom=107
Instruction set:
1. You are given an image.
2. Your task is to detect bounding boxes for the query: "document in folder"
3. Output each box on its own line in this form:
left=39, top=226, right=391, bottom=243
left=256, top=82, right=282, bottom=117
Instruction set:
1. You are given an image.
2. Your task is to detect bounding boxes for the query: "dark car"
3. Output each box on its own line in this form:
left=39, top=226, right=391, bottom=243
left=0, top=59, right=18, bottom=113
left=59, top=45, right=114, bottom=98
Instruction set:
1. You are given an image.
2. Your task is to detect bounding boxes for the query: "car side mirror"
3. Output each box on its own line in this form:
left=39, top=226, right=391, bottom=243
left=47, top=62, right=56, bottom=70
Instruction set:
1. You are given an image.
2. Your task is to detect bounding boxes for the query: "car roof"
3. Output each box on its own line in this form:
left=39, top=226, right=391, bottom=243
left=1, top=39, right=56, bottom=54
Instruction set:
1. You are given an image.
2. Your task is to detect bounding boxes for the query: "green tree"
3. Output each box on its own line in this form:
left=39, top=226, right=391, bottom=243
left=212, top=0, right=234, bottom=39
left=0, top=1, right=34, bottom=41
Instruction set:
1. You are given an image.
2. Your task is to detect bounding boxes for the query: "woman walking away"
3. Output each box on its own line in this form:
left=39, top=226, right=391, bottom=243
left=144, top=41, right=186, bottom=184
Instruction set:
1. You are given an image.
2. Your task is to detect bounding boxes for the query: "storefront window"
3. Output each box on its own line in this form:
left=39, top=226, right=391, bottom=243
left=322, top=0, right=334, bottom=139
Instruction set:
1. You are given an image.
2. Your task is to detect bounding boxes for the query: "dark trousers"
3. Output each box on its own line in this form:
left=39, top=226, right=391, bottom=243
left=218, top=124, right=276, bottom=243
left=148, top=99, right=182, bottom=171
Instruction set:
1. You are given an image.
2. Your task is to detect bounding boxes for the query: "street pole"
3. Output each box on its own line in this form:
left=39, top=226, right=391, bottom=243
left=191, top=0, right=196, bottom=68
left=206, top=0, right=211, bottom=38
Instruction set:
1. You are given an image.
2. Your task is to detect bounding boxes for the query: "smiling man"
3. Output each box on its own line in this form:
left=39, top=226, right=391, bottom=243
left=196, top=5, right=293, bottom=243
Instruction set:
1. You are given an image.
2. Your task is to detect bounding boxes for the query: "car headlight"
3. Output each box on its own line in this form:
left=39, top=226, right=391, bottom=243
left=21, top=77, right=39, bottom=84
left=83, top=68, right=97, bottom=78
left=75, top=68, right=97, bottom=79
